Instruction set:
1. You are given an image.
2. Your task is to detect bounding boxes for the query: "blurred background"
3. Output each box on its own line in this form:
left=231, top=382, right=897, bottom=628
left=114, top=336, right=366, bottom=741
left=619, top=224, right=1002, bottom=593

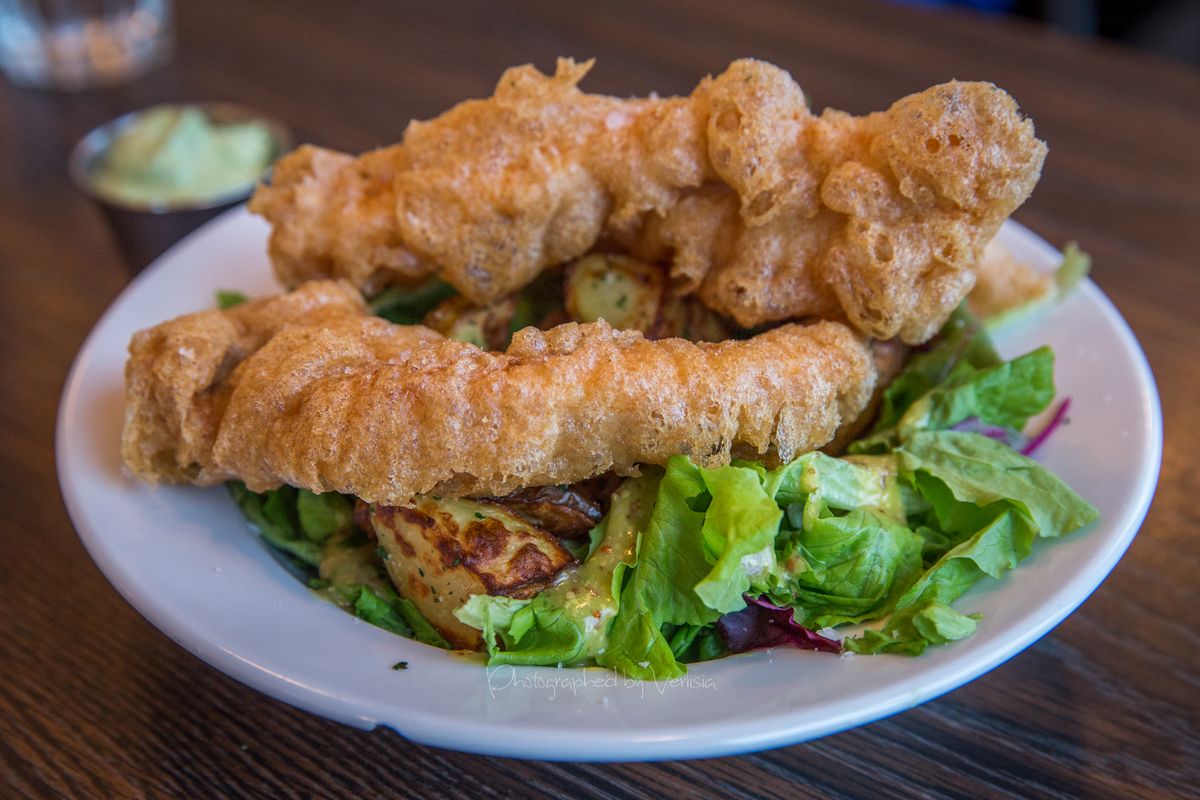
left=912, top=0, right=1200, bottom=67
left=3, top=0, right=1197, bottom=93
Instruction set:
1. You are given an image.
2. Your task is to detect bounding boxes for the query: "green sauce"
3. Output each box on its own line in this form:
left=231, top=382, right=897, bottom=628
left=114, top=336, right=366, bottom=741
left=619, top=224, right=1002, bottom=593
left=92, top=106, right=274, bottom=206
left=537, top=472, right=659, bottom=660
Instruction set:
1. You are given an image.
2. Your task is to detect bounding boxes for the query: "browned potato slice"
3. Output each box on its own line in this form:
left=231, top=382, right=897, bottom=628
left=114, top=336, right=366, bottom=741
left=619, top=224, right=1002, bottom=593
left=565, top=253, right=730, bottom=341
left=490, top=485, right=603, bottom=539
left=423, top=295, right=516, bottom=350
left=565, top=253, right=664, bottom=332
left=367, top=497, right=575, bottom=649
left=490, top=474, right=623, bottom=538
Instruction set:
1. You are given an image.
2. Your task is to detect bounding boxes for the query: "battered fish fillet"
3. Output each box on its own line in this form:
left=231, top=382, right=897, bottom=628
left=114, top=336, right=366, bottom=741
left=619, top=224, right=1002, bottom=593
left=215, top=319, right=874, bottom=502
left=251, top=58, right=1046, bottom=343
left=121, top=283, right=875, bottom=504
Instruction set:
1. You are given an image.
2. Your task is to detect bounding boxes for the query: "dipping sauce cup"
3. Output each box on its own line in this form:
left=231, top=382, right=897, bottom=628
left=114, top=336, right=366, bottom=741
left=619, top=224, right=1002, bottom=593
left=69, top=102, right=292, bottom=272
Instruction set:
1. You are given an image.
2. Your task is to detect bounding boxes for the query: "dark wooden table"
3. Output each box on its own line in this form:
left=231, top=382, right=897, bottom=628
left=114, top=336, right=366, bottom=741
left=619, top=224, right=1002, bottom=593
left=2, top=1, right=1197, bottom=797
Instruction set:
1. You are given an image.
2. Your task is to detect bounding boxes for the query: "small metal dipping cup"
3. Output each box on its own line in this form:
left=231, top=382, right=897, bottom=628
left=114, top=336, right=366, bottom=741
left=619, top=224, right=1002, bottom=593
left=69, top=102, right=293, bottom=273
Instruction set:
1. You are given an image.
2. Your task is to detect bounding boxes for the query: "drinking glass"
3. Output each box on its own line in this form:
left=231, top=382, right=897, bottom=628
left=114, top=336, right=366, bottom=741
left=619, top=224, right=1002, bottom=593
left=0, top=0, right=172, bottom=90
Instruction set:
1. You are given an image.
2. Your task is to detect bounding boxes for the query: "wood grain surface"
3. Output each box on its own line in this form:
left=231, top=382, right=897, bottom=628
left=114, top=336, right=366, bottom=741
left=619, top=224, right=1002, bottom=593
left=1, top=1, right=1197, bottom=797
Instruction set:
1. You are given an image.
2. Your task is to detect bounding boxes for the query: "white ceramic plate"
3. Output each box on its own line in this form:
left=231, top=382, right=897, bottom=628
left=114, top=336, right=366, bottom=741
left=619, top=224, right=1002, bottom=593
left=57, top=208, right=1161, bottom=761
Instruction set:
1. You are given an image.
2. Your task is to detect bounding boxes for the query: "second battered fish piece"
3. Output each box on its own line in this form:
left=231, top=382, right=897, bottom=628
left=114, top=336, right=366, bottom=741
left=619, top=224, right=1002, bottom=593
left=254, top=147, right=431, bottom=297
left=252, top=58, right=1046, bottom=343
left=210, top=318, right=875, bottom=504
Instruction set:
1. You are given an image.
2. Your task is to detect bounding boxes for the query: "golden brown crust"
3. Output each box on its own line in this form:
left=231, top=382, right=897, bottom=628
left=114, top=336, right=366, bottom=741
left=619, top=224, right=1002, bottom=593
left=211, top=316, right=874, bottom=503
left=120, top=281, right=370, bottom=484
left=121, top=283, right=876, bottom=503
left=251, top=58, right=1045, bottom=343
left=249, top=147, right=429, bottom=296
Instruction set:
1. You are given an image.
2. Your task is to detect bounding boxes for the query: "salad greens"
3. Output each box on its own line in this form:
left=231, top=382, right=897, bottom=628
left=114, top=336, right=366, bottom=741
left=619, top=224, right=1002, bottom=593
left=227, top=482, right=451, bottom=649
left=215, top=289, right=249, bottom=310
left=368, top=279, right=457, bottom=324
left=453, top=305, right=1096, bottom=675
left=224, top=275, right=1098, bottom=678
left=455, top=474, right=655, bottom=668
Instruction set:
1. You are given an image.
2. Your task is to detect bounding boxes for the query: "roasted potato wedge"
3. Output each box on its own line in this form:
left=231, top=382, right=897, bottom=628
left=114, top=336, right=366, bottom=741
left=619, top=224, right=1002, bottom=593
left=565, top=253, right=730, bottom=341
left=367, top=498, right=575, bottom=649
left=490, top=485, right=602, bottom=539
left=565, top=253, right=663, bottom=332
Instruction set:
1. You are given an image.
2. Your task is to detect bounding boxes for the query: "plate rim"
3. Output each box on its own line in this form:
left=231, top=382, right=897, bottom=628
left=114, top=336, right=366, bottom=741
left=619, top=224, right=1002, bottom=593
left=56, top=208, right=1163, bottom=761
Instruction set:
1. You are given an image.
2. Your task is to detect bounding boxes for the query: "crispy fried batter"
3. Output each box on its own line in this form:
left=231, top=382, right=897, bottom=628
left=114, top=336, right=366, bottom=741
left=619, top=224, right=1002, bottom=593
left=120, top=283, right=876, bottom=503
left=212, top=316, right=873, bottom=503
left=251, top=58, right=1045, bottom=343
left=123, top=278, right=364, bottom=484
left=121, top=281, right=374, bottom=484
left=253, top=147, right=430, bottom=297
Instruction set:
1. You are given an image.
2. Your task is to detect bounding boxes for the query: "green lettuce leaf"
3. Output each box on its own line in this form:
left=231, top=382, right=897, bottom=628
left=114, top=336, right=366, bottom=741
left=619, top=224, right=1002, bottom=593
left=1054, top=243, right=1091, bottom=293
left=766, top=451, right=904, bottom=520
left=215, top=289, right=248, bottom=309
left=227, top=482, right=322, bottom=567
left=598, top=457, right=824, bottom=679
left=353, top=587, right=450, bottom=648
left=846, top=430, right=1098, bottom=654
left=895, top=347, right=1055, bottom=439
left=849, top=601, right=980, bottom=655
left=354, top=586, right=414, bottom=637
left=899, top=431, right=1100, bottom=538
left=778, top=498, right=924, bottom=629
left=455, top=595, right=529, bottom=654
left=597, top=461, right=714, bottom=679
left=395, top=597, right=452, bottom=648
left=870, top=306, right=1001, bottom=435
left=368, top=279, right=457, bottom=324
left=846, top=507, right=1035, bottom=654
left=692, top=464, right=783, bottom=612
left=664, top=623, right=727, bottom=663
left=296, top=490, right=353, bottom=543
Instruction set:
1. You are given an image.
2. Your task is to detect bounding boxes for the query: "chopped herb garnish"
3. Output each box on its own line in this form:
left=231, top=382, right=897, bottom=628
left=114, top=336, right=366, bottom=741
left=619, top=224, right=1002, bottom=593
left=376, top=545, right=390, bottom=561
left=307, top=577, right=331, bottom=590
left=215, top=289, right=249, bottom=309
left=391, top=661, right=409, bottom=671
left=474, top=512, right=485, bottom=520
